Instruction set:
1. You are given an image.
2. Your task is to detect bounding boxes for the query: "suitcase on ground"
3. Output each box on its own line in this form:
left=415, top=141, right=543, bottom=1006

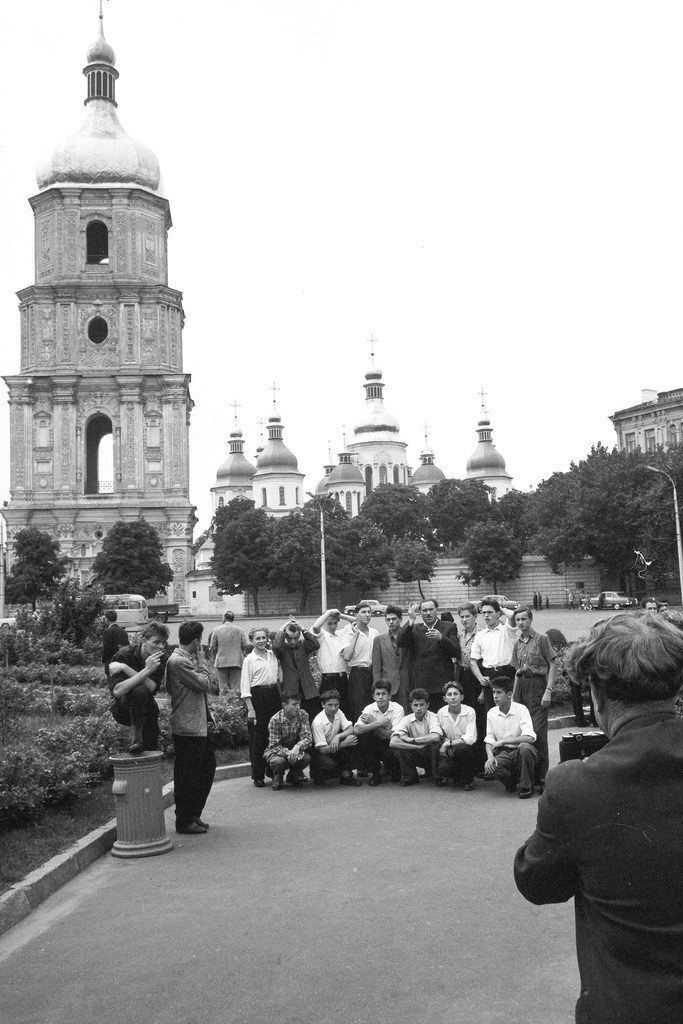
left=559, top=730, right=608, bottom=762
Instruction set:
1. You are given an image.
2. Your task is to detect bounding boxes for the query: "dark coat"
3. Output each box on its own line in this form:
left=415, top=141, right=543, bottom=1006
left=371, top=631, right=411, bottom=701
left=395, top=619, right=461, bottom=694
left=272, top=629, right=320, bottom=700
left=514, top=708, right=683, bottom=1024
left=102, top=623, right=129, bottom=665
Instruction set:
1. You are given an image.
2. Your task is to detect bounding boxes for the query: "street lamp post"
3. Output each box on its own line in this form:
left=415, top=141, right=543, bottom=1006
left=646, top=465, right=683, bottom=606
left=0, top=512, right=5, bottom=619
left=306, top=493, right=328, bottom=612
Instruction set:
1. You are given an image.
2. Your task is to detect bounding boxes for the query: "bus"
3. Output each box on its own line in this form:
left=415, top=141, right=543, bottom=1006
left=104, top=594, right=148, bottom=634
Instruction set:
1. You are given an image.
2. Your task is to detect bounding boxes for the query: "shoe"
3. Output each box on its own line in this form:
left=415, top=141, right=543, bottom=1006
left=193, top=818, right=209, bottom=829
left=368, top=774, right=382, bottom=787
left=519, top=788, right=533, bottom=799
left=272, top=775, right=284, bottom=791
left=253, top=779, right=265, bottom=788
left=497, top=768, right=517, bottom=793
left=286, top=771, right=307, bottom=788
left=400, top=777, right=419, bottom=787
left=357, top=770, right=368, bottom=778
left=435, top=777, right=447, bottom=788
left=339, top=774, right=361, bottom=787
left=463, top=781, right=475, bottom=791
left=128, top=741, right=144, bottom=755
left=176, top=823, right=207, bottom=835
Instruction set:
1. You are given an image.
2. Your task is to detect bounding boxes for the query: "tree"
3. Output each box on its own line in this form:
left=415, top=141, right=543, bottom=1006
left=91, top=519, right=173, bottom=598
left=426, top=479, right=492, bottom=549
left=38, top=578, right=106, bottom=646
left=392, top=539, right=437, bottom=599
left=211, top=504, right=275, bottom=616
left=5, top=528, right=68, bottom=609
left=459, top=521, right=523, bottom=594
left=339, top=519, right=393, bottom=596
left=358, top=484, right=433, bottom=544
left=494, top=489, right=539, bottom=552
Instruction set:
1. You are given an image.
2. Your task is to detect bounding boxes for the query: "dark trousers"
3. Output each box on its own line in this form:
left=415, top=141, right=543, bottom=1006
left=427, top=692, right=443, bottom=714
left=321, top=673, right=349, bottom=717
left=248, top=684, right=282, bottom=782
left=396, top=743, right=439, bottom=782
left=570, top=681, right=597, bottom=727
left=266, top=752, right=311, bottom=780
left=438, top=743, right=477, bottom=784
left=310, top=745, right=357, bottom=781
left=357, top=732, right=400, bottom=779
left=111, top=684, right=159, bottom=750
left=348, top=666, right=373, bottom=723
left=461, top=668, right=487, bottom=772
left=494, top=743, right=538, bottom=791
left=515, top=674, right=549, bottom=782
left=172, top=734, right=216, bottom=829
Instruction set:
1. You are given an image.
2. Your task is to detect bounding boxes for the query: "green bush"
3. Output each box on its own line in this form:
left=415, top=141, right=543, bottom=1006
left=0, top=749, right=50, bottom=828
left=209, top=693, right=249, bottom=749
left=1, top=664, right=104, bottom=688
left=52, top=688, right=110, bottom=717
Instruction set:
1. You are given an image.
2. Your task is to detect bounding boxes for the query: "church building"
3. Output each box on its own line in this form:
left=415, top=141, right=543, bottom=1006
left=2, top=13, right=196, bottom=600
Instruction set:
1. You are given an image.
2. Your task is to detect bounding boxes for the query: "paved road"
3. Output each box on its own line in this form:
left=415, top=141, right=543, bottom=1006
left=0, top=734, right=578, bottom=1024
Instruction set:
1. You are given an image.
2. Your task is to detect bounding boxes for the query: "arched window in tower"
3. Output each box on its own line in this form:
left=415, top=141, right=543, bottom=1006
left=356, top=492, right=361, bottom=514
left=365, top=466, right=373, bottom=493
left=345, top=492, right=352, bottom=515
left=279, top=486, right=286, bottom=506
left=379, top=465, right=388, bottom=486
left=393, top=465, right=399, bottom=484
left=86, top=221, right=109, bottom=265
left=218, top=496, right=224, bottom=508
left=295, top=487, right=300, bottom=505
left=261, top=488, right=267, bottom=507
left=84, top=414, right=114, bottom=495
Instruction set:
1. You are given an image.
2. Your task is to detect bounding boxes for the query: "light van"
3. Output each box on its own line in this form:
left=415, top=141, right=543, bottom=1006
left=104, top=594, right=148, bottom=633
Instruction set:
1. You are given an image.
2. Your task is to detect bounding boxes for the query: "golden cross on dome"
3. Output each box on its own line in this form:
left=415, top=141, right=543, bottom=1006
left=270, top=382, right=280, bottom=415
left=257, top=418, right=266, bottom=440
left=477, top=387, right=488, bottom=415
left=342, top=424, right=347, bottom=447
left=422, top=421, right=431, bottom=447
left=230, top=400, right=240, bottom=427
left=94, top=0, right=110, bottom=21
left=368, top=335, right=378, bottom=368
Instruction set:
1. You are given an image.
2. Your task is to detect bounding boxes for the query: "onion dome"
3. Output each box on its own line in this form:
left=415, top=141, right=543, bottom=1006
left=216, top=430, right=256, bottom=485
left=353, top=365, right=401, bottom=436
left=327, top=452, right=365, bottom=487
left=316, top=463, right=335, bottom=495
left=36, top=14, right=160, bottom=192
left=466, top=418, right=511, bottom=477
left=253, top=416, right=300, bottom=473
left=412, top=450, right=446, bottom=487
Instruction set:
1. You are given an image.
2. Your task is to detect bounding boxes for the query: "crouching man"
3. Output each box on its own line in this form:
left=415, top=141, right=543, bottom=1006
left=354, top=679, right=404, bottom=785
left=108, top=621, right=169, bottom=754
left=310, top=689, right=360, bottom=786
left=484, top=676, right=537, bottom=798
left=436, top=681, right=478, bottom=790
left=264, top=695, right=313, bottom=791
left=390, top=688, right=442, bottom=786
left=165, top=620, right=217, bottom=835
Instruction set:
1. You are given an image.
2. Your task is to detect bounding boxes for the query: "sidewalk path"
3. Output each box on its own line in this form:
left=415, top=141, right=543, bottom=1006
left=0, top=734, right=578, bottom=1024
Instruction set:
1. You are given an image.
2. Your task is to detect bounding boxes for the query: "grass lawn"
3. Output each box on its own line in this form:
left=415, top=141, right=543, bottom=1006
left=0, top=745, right=249, bottom=895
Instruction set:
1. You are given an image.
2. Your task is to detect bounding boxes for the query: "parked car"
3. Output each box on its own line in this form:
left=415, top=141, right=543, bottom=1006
left=343, top=599, right=387, bottom=616
left=0, top=617, right=16, bottom=628
left=595, top=591, right=638, bottom=610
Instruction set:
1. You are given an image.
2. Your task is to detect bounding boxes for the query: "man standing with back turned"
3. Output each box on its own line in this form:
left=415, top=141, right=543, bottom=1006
left=514, top=613, right=683, bottom=1023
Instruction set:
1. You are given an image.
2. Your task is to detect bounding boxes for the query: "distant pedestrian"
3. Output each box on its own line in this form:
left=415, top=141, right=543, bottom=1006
left=545, top=595, right=550, bottom=610
left=532, top=593, right=538, bottom=611
left=101, top=609, right=128, bottom=682
left=165, top=620, right=216, bottom=835
left=209, top=611, right=249, bottom=695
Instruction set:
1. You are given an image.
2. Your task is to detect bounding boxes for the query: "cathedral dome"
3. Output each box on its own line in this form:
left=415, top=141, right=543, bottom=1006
left=253, top=417, right=300, bottom=473
left=327, top=453, right=364, bottom=486
left=466, top=418, right=510, bottom=476
left=36, top=18, right=161, bottom=192
left=412, top=460, right=446, bottom=486
left=216, top=433, right=256, bottom=484
left=353, top=367, right=400, bottom=436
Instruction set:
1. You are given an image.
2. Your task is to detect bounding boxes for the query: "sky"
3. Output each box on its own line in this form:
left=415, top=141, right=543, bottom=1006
left=0, top=0, right=681, bottom=532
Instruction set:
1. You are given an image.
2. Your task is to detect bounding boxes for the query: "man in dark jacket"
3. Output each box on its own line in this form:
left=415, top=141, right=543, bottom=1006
left=514, top=613, right=683, bottom=1024
left=272, top=617, right=320, bottom=723
left=101, top=609, right=128, bottom=681
left=396, top=599, right=461, bottom=713
left=108, top=621, right=169, bottom=754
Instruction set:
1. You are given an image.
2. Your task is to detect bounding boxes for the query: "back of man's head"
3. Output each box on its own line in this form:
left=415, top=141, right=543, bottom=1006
left=223, top=610, right=235, bottom=623
left=565, top=612, right=683, bottom=704
left=178, top=619, right=204, bottom=646
left=104, top=609, right=117, bottom=623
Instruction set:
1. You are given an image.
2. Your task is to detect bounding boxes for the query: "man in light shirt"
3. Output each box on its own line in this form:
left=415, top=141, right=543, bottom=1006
left=241, top=625, right=281, bottom=788
left=484, top=676, right=537, bottom=798
left=353, top=679, right=404, bottom=785
left=470, top=598, right=519, bottom=713
left=343, top=602, right=380, bottom=723
left=310, top=689, right=360, bottom=786
left=436, top=681, right=477, bottom=790
left=311, top=607, right=354, bottom=715
left=390, top=688, right=442, bottom=786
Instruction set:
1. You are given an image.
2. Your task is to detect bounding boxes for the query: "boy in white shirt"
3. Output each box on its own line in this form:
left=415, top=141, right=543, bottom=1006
left=241, top=625, right=282, bottom=788
left=353, top=679, right=404, bottom=785
left=390, top=688, right=442, bottom=786
left=484, top=675, right=537, bottom=798
left=310, top=689, right=361, bottom=786
left=436, top=680, right=477, bottom=790
left=311, top=607, right=354, bottom=715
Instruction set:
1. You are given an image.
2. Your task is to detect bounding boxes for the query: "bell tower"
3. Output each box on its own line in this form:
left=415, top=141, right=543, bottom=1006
left=2, top=12, right=196, bottom=602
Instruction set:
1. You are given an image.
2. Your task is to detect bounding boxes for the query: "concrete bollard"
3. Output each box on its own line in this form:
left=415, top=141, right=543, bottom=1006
left=109, top=751, right=173, bottom=858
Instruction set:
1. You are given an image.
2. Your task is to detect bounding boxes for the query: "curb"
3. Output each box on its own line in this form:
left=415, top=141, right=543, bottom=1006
left=0, top=761, right=251, bottom=940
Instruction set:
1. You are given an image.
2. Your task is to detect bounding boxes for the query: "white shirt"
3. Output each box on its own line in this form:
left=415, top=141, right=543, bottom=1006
left=240, top=649, right=280, bottom=698
left=392, top=710, right=442, bottom=740
left=436, top=704, right=477, bottom=746
left=471, top=620, right=518, bottom=668
left=356, top=700, right=405, bottom=733
left=315, top=626, right=352, bottom=674
left=484, top=700, right=536, bottom=746
left=311, top=708, right=353, bottom=748
left=343, top=626, right=379, bottom=668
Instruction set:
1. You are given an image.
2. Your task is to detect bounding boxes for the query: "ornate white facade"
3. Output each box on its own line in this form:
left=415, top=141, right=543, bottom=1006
left=344, top=363, right=411, bottom=493
left=2, top=15, right=196, bottom=599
